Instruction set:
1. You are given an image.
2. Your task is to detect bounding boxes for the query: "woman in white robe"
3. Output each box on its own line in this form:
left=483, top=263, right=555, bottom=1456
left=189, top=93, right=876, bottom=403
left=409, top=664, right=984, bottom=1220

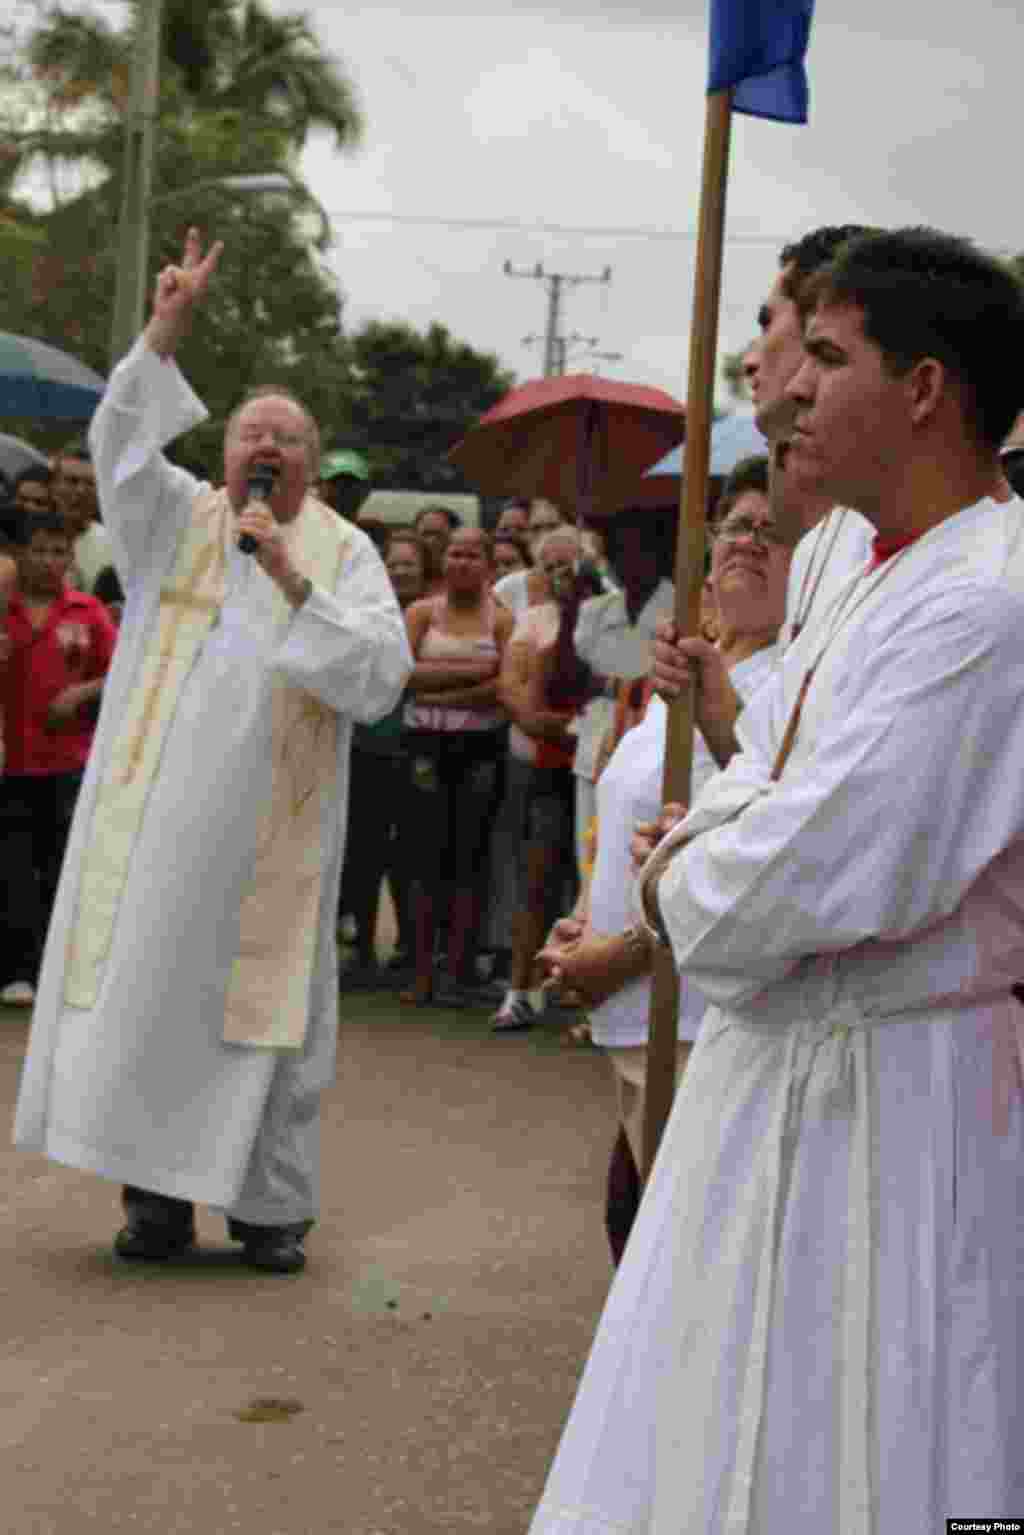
left=543, top=460, right=789, bottom=1262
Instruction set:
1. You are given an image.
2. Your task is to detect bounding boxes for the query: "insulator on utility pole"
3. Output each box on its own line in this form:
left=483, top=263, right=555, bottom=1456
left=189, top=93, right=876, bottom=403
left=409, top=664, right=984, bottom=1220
left=504, top=261, right=612, bottom=377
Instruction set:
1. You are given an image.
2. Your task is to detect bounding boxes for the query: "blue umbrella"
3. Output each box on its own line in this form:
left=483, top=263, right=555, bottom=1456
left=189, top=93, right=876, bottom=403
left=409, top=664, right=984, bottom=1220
left=0, top=331, right=106, bottom=421
left=646, top=412, right=765, bottom=479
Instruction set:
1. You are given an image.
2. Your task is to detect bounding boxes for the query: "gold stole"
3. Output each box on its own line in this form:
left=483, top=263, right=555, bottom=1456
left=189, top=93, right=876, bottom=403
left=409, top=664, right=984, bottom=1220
left=64, top=488, right=350, bottom=1050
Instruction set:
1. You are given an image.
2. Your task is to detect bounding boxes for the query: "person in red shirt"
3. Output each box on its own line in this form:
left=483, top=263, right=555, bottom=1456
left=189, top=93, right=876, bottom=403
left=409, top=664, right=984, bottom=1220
left=0, top=508, right=116, bottom=1005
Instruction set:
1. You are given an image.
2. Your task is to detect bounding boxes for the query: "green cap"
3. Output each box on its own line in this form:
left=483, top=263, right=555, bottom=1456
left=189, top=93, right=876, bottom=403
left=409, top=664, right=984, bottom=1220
left=319, top=449, right=369, bottom=482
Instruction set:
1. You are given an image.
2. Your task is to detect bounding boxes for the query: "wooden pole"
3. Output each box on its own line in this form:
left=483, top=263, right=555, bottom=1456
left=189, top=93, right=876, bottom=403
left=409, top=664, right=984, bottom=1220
left=642, top=88, right=733, bottom=1180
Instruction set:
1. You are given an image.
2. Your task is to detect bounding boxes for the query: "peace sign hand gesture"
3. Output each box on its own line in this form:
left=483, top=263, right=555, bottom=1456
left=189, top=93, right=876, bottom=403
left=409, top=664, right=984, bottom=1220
left=145, top=227, right=224, bottom=358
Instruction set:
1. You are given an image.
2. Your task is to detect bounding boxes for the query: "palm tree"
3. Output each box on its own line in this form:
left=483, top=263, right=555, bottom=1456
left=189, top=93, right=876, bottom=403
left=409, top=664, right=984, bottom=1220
left=4, top=0, right=362, bottom=201
left=166, top=0, right=363, bottom=152
left=0, top=1, right=358, bottom=402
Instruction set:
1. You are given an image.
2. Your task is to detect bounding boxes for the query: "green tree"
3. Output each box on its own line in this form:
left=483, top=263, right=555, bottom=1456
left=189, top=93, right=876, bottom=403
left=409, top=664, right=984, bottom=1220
left=344, top=320, right=515, bottom=491
left=165, top=0, right=362, bottom=151
left=0, top=1, right=358, bottom=449
left=4, top=1, right=362, bottom=190
left=0, top=4, right=509, bottom=479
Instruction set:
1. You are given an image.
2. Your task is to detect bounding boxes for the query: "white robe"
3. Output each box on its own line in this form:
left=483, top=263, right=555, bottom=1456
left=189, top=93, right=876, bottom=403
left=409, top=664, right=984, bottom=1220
left=587, top=647, right=778, bottom=1050
left=529, top=496, right=1024, bottom=1533
left=12, top=340, right=412, bottom=1225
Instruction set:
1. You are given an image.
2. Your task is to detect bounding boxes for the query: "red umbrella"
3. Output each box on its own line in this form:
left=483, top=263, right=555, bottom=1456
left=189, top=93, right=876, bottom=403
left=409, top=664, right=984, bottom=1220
left=448, top=374, right=685, bottom=522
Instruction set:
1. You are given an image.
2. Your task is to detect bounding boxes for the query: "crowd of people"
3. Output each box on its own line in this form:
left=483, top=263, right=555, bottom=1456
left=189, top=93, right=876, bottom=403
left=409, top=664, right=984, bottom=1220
left=335, top=491, right=690, bottom=1041
left=0, top=445, right=119, bottom=1008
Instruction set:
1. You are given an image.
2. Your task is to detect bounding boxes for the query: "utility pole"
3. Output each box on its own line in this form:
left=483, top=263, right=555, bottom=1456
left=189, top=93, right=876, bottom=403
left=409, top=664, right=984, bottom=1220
left=109, top=0, right=165, bottom=367
left=504, top=260, right=612, bottom=377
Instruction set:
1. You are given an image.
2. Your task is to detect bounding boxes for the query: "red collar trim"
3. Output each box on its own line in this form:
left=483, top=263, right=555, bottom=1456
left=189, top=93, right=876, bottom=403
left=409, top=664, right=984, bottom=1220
left=869, top=532, right=920, bottom=569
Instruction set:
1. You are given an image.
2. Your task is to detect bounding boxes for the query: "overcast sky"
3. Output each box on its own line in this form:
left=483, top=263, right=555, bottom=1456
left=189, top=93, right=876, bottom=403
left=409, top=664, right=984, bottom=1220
left=285, top=0, right=1018, bottom=406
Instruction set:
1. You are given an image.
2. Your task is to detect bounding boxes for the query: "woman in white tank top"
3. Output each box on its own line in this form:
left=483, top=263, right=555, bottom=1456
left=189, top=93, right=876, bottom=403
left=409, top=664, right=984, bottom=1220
left=401, top=528, right=514, bottom=1005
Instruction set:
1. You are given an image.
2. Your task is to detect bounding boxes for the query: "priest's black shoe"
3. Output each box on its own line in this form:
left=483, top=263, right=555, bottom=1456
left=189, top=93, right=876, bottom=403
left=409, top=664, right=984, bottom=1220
left=240, top=1229, right=307, bottom=1274
left=115, top=1186, right=196, bottom=1260
left=113, top=1213, right=195, bottom=1260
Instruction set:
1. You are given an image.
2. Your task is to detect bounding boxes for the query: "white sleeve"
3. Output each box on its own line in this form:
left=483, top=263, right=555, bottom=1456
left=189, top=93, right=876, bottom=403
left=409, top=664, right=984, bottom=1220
left=573, top=594, right=607, bottom=668
left=87, top=338, right=207, bottom=586
left=272, top=531, right=413, bottom=723
left=657, top=584, right=1024, bottom=1006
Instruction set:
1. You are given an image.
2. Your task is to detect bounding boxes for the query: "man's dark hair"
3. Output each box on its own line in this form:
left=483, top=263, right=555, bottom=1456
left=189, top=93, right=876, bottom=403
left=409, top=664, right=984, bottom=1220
left=805, top=227, right=1024, bottom=453
left=415, top=503, right=461, bottom=532
left=14, top=465, right=53, bottom=493
left=714, top=454, right=771, bottom=524
left=779, top=225, right=873, bottom=315
left=604, top=504, right=677, bottom=583
left=13, top=507, right=70, bottom=546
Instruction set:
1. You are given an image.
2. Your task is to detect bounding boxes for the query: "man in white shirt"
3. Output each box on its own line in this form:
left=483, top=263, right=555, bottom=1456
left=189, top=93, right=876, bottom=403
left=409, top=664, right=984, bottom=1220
left=13, top=230, right=411, bottom=1275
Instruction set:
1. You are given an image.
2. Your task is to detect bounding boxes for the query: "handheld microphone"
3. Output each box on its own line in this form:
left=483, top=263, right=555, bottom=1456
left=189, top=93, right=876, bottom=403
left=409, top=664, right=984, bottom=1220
left=239, top=462, right=278, bottom=554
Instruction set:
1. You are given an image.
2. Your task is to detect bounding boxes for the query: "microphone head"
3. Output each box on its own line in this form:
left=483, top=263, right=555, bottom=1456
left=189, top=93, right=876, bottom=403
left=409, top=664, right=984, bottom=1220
left=247, top=462, right=278, bottom=501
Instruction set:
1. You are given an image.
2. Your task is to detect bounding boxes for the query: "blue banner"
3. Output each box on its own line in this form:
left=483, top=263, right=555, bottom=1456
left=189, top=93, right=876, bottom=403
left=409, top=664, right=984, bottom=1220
left=709, top=0, right=814, bottom=123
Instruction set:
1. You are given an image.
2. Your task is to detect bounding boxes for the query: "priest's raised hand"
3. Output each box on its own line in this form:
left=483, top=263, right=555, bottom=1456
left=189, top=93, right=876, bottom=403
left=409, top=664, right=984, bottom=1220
left=145, top=226, right=224, bottom=359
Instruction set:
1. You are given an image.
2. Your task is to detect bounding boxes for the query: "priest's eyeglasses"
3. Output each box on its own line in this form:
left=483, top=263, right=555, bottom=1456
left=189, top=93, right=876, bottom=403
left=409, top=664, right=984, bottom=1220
left=236, top=425, right=308, bottom=450
left=714, top=515, right=785, bottom=549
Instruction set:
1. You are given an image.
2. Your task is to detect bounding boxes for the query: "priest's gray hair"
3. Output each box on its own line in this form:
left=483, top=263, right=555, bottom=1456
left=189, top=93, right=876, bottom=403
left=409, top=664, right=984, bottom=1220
left=224, top=386, right=322, bottom=483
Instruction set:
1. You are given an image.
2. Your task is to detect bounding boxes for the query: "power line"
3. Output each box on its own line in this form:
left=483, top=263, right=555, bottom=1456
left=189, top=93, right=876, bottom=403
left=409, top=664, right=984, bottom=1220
left=323, top=209, right=788, bottom=245
left=322, top=209, right=1020, bottom=259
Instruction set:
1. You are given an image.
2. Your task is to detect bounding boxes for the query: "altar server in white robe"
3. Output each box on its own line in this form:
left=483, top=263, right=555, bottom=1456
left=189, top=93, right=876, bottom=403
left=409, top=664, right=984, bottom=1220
left=529, top=227, right=1024, bottom=1532
left=13, top=230, right=412, bottom=1274
left=650, top=225, right=876, bottom=758
left=651, top=221, right=1012, bottom=759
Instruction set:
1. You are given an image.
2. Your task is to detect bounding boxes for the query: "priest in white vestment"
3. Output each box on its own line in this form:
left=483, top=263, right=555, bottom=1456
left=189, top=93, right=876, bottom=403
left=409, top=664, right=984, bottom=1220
left=12, top=232, right=412, bottom=1274
left=528, top=229, right=1024, bottom=1531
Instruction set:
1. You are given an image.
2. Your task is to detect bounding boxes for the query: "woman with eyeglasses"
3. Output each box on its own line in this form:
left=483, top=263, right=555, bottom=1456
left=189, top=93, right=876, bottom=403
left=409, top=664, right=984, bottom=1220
left=537, top=455, right=792, bottom=1262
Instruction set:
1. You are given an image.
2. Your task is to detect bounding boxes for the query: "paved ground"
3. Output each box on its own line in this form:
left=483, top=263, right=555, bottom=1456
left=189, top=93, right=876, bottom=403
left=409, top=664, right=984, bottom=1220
left=0, top=984, right=616, bottom=1534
